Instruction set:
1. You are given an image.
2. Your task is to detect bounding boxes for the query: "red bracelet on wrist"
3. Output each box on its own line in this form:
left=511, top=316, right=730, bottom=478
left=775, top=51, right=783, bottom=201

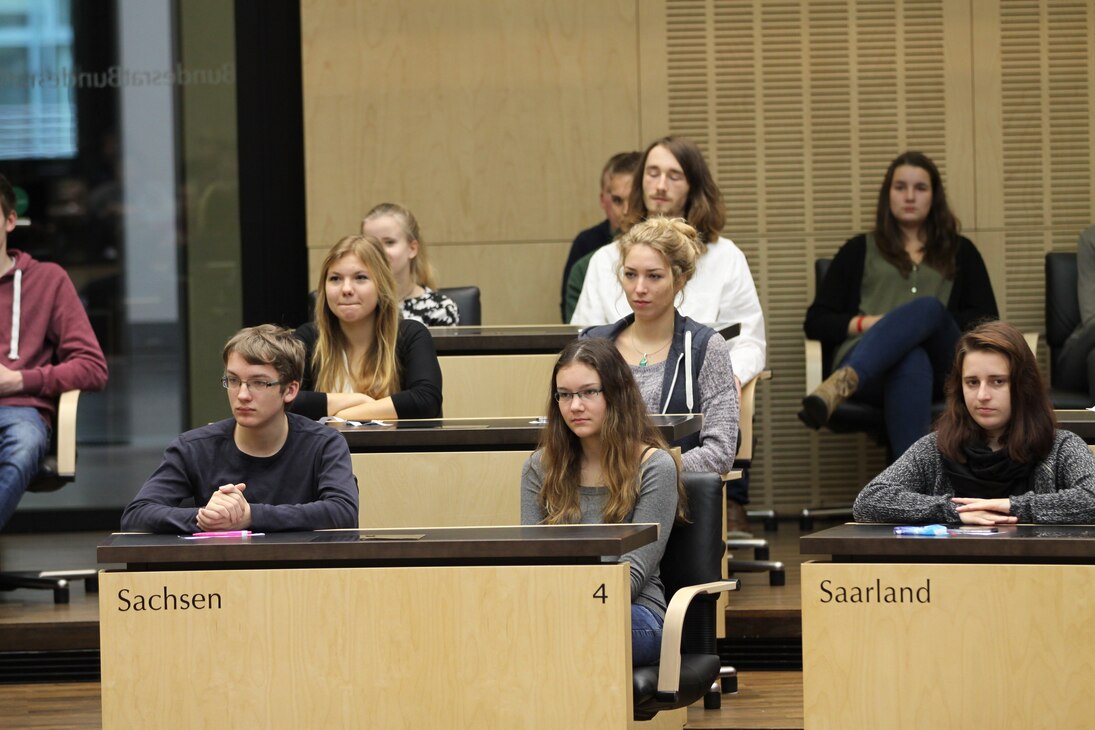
left=856, top=316, right=864, bottom=334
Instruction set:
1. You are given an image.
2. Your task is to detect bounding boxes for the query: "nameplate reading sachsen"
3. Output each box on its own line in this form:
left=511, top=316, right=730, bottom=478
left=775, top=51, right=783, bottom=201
left=116, top=586, right=223, bottom=612
left=818, top=578, right=931, bottom=604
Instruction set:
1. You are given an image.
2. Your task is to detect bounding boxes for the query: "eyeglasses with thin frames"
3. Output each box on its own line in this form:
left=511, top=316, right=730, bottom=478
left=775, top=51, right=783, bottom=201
left=553, top=388, right=603, bottom=403
left=221, top=375, right=283, bottom=393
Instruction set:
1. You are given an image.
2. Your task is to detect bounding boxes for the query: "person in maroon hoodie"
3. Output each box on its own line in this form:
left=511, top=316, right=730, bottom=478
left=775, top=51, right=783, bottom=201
left=0, top=174, right=108, bottom=528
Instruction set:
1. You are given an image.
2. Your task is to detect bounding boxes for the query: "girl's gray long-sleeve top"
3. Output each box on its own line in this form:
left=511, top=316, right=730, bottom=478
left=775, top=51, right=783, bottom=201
left=853, top=430, right=1095, bottom=524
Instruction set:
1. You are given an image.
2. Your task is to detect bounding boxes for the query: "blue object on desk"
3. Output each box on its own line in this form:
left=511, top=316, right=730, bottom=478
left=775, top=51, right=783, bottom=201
left=893, top=524, right=948, bottom=537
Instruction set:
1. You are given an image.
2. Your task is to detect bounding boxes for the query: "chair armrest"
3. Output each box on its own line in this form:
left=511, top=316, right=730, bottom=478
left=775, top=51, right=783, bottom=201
left=734, top=369, right=771, bottom=466
left=1023, top=332, right=1038, bottom=355
left=805, top=340, right=822, bottom=393
left=655, top=579, right=739, bottom=693
left=55, top=390, right=81, bottom=477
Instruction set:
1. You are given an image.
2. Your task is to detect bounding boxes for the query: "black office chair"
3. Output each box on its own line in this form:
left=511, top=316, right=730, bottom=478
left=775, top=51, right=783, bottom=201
left=1045, top=252, right=1091, bottom=409
left=632, top=470, right=739, bottom=721
left=438, top=285, right=481, bottom=326
left=0, top=390, right=97, bottom=604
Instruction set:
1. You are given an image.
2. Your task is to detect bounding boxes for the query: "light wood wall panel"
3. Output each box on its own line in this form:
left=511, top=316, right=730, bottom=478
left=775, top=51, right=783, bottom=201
left=301, top=0, right=647, bottom=324
left=301, top=1, right=1095, bottom=512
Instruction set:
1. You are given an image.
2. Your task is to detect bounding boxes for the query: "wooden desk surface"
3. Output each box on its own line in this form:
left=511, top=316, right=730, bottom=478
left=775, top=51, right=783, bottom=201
left=428, top=325, right=582, bottom=354
left=1056, top=408, right=1095, bottom=441
left=800, top=522, right=1095, bottom=561
left=98, top=523, right=657, bottom=570
left=329, top=413, right=701, bottom=451
left=428, top=322, right=741, bottom=355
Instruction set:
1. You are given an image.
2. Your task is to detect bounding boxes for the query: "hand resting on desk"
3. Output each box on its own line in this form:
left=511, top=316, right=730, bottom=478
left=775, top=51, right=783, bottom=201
left=197, top=483, right=252, bottom=531
left=951, top=497, right=1017, bottom=526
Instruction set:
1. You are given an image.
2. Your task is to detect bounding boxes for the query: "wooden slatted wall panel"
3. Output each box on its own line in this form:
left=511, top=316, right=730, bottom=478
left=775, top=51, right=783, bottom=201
left=995, top=0, right=1093, bottom=339
left=663, top=0, right=960, bottom=511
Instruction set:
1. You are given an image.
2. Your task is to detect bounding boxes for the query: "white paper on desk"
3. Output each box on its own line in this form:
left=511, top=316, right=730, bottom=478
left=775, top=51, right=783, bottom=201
left=1087, top=405, right=1095, bottom=412
left=319, top=416, right=390, bottom=427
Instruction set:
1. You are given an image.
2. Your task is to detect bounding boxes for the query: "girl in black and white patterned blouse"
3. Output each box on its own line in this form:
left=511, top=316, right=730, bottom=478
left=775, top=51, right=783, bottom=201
left=362, top=203, right=460, bottom=326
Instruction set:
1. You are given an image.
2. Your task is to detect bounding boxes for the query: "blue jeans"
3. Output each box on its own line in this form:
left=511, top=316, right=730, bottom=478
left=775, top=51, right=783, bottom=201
left=632, top=603, right=664, bottom=666
left=840, top=298, right=960, bottom=459
left=0, top=407, right=50, bottom=530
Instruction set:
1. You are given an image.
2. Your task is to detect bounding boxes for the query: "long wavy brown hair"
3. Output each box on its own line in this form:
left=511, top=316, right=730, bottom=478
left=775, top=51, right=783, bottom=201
left=621, top=136, right=726, bottom=249
left=936, top=321, right=1055, bottom=463
left=312, top=235, right=401, bottom=399
left=535, top=338, right=685, bottom=524
left=362, top=202, right=438, bottom=290
left=873, top=150, right=960, bottom=278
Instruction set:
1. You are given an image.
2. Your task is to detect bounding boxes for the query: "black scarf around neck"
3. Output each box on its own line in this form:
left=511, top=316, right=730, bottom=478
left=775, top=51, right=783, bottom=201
left=940, top=442, right=1035, bottom=499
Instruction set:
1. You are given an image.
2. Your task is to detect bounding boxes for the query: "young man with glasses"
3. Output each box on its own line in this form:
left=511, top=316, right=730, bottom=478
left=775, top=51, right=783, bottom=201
left=121, top=325, right=358, bottom=533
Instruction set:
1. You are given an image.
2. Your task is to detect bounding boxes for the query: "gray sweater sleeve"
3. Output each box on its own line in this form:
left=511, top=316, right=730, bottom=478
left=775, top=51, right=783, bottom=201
left=682, top=335, right=739, bottom=474
left=852, top=433, right=962, bottom=524
left=624, top=450, right=679, bottom=605
left=520, top=451, right=548, bottom=525
left=1010, top=431, right=1095, bottom=523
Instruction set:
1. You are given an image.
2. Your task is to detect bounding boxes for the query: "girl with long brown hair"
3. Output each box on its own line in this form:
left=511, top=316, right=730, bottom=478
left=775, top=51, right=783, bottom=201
left=853, top=321, right=1095, bottom=525
left=292, top=235, right=442, bottom=420
left=521, top=338, right=683, bottom=665
left=801, top=151, right=998, bottom=460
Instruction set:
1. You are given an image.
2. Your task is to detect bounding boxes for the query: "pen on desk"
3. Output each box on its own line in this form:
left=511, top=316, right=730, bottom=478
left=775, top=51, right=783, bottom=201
left=893, top=524, right=948, bottom=537
left=188, top=530, right=264, bottom=538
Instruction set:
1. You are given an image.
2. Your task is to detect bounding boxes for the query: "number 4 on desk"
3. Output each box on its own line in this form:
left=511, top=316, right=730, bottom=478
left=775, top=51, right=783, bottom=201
left=593, top=583, right=607, bottom=604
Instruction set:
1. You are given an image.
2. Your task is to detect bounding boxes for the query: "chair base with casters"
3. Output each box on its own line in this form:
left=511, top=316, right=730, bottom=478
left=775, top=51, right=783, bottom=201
left=633, top=470, right=739, bottom=722
left=0, top=391, right=93, bottom=605
left=0, top=568, right=97, bottom=604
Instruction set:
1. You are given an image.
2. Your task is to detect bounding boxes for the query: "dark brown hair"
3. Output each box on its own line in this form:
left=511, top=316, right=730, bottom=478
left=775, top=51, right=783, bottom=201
left=873, top=150, right=960, bottom=278
left=621, top=136, right=726, bottom=248
left=936, top=320, right=1055, bottom=463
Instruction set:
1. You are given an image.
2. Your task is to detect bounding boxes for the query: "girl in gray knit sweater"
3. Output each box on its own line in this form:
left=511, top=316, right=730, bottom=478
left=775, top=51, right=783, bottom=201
left=854, top=321, right=1095, bottom=525
left=521, top=338, right=684, bottom=666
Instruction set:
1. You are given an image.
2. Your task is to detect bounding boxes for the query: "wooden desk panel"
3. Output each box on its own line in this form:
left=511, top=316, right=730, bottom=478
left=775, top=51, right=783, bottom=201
left=1057, top=409, right=1095, bottom=442
left=802, top=561, right=1095, bottom=728
left=439, top=354, right=556, bottom=418
left=100, top=563, right=633, bottom=728
left=801, top=524, right=1095, bottom=728
left=354, top=450, right=530, bottom=528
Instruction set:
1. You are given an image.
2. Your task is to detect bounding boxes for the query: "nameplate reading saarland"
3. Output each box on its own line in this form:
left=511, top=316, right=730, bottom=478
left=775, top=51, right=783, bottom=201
left=816, top=577, right=931, bottom=604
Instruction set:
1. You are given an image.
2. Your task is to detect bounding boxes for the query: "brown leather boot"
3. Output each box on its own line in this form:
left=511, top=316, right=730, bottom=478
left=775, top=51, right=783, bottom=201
left=799, top=366, right=859, bottom=429
left=726, top=499, right=752, bottom=538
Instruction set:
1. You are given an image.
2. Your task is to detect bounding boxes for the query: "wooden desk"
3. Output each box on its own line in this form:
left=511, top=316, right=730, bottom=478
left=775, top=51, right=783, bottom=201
left=329, top=414, right=701, bottom=452
left=800, top=523, right=1095, bottom=728
left=1056, top=408, right=1095, bottom=442
left=328, top=415, right=701, bottom=529
left=98, top=525, right=653, bottom=729
left=433, top=323, right=740, bottom=417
